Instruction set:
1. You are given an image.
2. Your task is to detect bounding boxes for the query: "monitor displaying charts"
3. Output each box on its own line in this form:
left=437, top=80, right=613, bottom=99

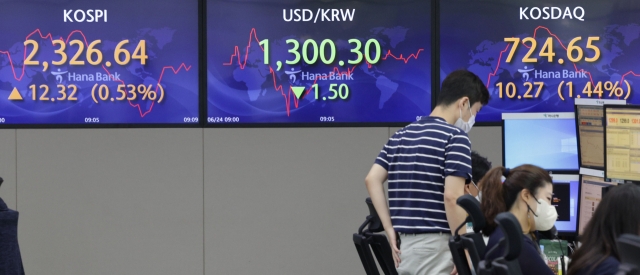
left=604, top=105, right=640, bottom=183
left=577, top=171, right=617, bottom=235
left=441, top=0, right=640, bottom=123
left=206, top=0, right=432, bottom=125
left=575, top=99, right=626, bottom=169
left=0, top=0, right=200, bottom=125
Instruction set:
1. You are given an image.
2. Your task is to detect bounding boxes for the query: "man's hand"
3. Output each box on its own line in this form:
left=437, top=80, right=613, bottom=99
left=385, top=228, right=401, bottom=268
left=450, top=265, right=458, bottom=275
left=365, top=164, right=399, bottom=266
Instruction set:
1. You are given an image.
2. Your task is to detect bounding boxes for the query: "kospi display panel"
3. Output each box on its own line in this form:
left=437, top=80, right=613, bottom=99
left=441, top=0, right=640, bottom=123
left=206, top=0, right=432, bottom=125
left=0, top=0, right=199, bottom=125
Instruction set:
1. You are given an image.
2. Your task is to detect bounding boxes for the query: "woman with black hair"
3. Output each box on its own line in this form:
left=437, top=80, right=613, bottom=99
left=479, top=164, right=557, bottom=275
left=567, top=183, right=640, bottom=275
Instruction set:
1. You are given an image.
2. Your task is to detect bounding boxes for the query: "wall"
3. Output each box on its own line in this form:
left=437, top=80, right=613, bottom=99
left=0, top=126, right=501, bottom=275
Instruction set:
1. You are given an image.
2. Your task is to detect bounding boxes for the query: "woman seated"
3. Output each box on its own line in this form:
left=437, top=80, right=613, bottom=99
left=567, top=183, right=640, bottom=275
left=479, top=165, right=557, bottom=275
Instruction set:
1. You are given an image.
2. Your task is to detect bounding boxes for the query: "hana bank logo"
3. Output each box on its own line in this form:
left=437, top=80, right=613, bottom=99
left=518, top=66, right=534, bottom=82
left=285, top=68, right=301, bottom=84
left=51, top=68, right=68, bottom=84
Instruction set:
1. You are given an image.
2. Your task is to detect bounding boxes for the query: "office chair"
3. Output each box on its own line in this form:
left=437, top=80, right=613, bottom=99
left=617, top=234, right=640, bottom=275
left=353, top=198, right=398, bottom=275
left=477, top=212, right=524, bottom=275
left=449, top=194, right=487, bottom=275
left=0, top=176, right=26, bottom=275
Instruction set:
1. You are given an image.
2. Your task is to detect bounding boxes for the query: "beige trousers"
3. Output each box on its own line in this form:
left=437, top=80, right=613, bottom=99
left=396, top=232, right=454, bottom=275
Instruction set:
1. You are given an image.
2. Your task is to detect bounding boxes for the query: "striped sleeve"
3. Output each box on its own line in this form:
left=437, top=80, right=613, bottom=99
left=444, top=131, right=471, bottom=179
left=374, top=140, right=392, bottom=170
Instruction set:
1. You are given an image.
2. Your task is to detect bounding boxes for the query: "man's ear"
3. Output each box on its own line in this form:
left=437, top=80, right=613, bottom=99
left=457, top=97, right=469, bottom=109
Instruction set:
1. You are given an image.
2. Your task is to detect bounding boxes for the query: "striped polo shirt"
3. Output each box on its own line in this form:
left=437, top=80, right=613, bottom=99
left=374, top=117, right=472, bottom=233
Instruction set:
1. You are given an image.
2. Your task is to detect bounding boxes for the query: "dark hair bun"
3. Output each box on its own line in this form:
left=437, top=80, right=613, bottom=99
left=503, top=168, right=510, bottom=177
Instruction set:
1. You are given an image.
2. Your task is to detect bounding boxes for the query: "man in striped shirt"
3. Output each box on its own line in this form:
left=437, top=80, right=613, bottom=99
left=365, top=70, right=490, bottom=275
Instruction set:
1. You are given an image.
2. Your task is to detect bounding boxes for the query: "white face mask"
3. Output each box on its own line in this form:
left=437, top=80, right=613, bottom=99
left=454, top=102, right=475, bottom=133
left=470, top=181, right=480, bottom=201
left=532, top=198, right=558, bottom=231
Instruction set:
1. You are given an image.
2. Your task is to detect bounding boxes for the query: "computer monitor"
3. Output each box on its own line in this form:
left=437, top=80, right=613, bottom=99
left=576, top=169, right=617, bottom=235
left=575, top=99, right=626, bottom=170
left=550, top=174, right=579, bottom=234
left=503, top=113, right=579, bottom=173
left=604, top=105, right=640, bottom=184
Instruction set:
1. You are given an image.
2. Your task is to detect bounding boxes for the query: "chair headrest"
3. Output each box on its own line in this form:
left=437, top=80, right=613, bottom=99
left=495, top=212, right=523, bottom=261
left=457, top=194, right=486, bottom=233
left=365, top=198, right=384, bottom=233
left=618, top=234, right=640, bottom=267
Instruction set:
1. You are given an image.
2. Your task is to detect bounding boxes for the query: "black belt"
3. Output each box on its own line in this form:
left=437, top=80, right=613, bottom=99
left=398, top=231, right=450, bottom=235
left=396, top=231, right=450, bottom=249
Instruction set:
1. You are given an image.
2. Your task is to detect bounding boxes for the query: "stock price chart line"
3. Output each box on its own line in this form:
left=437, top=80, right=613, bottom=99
left=207, top=0, right=432, bottom=124
left=487, top=26, right=638, bottom=102
left=440, top=0, right=640, bottom=123
left=0, top=0, right=199, bottom=124
left=1, top=29, right=193, bottom=118
left=221, top=28, right=424, bottom=116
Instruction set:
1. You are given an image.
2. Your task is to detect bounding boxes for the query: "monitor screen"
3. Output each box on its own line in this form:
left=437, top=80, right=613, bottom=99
left=575, top=99, right=626, bottom=169
left=578, top=174, right=616, bottom=235
left=206, top=0, right=432, bottom=125
left=605, top=106, right=640, bottom=182
left=440, top=0, right=640, bottom=123
left=0, top=0, right=200, bottom=125
left=551, top=174, right=579, bottom=233
left=503, top=113, right=579, bottom=172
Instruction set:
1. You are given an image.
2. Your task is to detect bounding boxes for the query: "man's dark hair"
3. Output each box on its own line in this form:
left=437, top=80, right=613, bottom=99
left=471, top=151, right=492, bottom=183
left=437, top=69, right=490, bottom=107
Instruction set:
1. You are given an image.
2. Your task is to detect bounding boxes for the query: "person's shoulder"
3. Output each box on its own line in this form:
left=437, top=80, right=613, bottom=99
left=415, top=117, right=467, bottom=136
left=395, top=118, right=456, bottom=136
left=486, top=227, right=505, bottom=248
left=592, top=256, right=620, bottom=275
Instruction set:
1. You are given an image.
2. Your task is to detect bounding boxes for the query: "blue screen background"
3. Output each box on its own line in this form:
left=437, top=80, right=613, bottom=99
left=441, top=0, right=640, bottom=122
left=0, top=0, right=199, bottom=124
left=504, top=119, right=579, bottom=171
left=207, top=0, right=432, bottom=124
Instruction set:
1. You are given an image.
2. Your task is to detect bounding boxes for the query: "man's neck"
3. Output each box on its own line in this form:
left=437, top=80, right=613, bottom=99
left=430, top=105, right=458, bottom=125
